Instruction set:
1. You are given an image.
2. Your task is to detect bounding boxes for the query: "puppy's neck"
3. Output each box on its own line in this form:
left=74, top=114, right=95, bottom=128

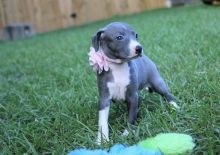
left=105, top=57, right=123, bottom=64
left=99, top=48, right=124, bottom=64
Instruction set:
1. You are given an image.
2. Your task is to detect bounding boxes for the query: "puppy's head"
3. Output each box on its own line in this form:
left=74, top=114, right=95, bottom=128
left=92, top=22, right=143, bottom=62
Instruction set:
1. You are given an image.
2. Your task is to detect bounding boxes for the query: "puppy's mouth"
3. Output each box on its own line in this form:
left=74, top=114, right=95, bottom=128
left=107, top=53, right=141, bottom=64
left=123, top=53, right=142, bottom=61
left=124, top=50, right=143, bottom=60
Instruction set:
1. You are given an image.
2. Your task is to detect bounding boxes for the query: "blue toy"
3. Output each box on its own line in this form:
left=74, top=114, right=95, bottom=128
left=68, top=144, right=161, bottom=155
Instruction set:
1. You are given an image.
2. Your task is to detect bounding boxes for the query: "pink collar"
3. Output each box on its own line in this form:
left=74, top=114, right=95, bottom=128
left=88, top=47, right=122, bottom=74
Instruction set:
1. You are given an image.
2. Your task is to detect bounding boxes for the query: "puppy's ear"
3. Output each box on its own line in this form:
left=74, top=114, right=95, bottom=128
left=91, top=29, right=105, bottom=51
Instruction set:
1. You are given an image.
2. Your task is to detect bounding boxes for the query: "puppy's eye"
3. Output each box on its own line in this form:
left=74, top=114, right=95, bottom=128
left=116, top=35, right=124, bottom=41
left=135, top=34, right=138, bottom=39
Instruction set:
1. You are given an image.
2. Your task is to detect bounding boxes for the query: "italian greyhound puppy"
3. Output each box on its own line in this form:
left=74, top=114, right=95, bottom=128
left=89, top=22, right=179, bottom=144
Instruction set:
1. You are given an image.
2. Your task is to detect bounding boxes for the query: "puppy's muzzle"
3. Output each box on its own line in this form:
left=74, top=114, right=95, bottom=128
left=135, top=45, right=143, bottom=56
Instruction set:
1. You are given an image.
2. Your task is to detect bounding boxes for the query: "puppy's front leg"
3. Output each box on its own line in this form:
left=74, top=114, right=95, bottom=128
left=123, top=93, right=138, bottom=136
left=97, top=98, right=110, bottom=144
left=127, top=94, right=138, bottom=124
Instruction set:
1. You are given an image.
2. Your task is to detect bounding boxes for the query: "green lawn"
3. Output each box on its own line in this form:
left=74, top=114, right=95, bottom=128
left=0, top=4, right=220, bottom=155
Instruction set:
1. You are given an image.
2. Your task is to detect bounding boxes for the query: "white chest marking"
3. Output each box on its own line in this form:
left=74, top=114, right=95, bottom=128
left=107, top=63, right=130, bottom=100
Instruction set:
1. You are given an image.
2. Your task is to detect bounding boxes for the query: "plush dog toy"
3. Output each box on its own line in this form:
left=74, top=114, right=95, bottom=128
left=68, top=133, right=195, bottom=155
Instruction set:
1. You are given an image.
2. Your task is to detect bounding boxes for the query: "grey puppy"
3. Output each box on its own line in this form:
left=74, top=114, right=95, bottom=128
left=91, top=22, right=179, bottom=144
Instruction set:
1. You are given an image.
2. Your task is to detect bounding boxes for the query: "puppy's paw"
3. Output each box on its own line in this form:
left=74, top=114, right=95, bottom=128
left=96, top=138, right=101, bottom=145
left=169, top=101, right=180, bottom=110
left=96, top=134, right=109, bottom=145
left=121, top=129, right=135, bottom=137
left=121, top=129, right=130, bottom=137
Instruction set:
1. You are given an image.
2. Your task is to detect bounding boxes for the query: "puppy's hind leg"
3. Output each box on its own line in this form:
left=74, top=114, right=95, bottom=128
left=150, top=77, right=180, bottom=109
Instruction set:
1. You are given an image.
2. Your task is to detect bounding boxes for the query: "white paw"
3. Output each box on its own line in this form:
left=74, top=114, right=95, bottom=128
left=96, top=133, right=109, bottom=145
left=169, top=101, right=180, bottom=109
left=122, top=129, right=129, bottom=137
left=96, top=137, right=101, bottom=145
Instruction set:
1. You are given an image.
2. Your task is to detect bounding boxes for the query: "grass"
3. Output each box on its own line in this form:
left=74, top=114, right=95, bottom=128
left=0, top=4, right=220, bottom=155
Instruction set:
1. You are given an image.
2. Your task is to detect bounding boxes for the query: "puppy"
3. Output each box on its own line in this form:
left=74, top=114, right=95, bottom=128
left=89, top=22, right=179, bottom=144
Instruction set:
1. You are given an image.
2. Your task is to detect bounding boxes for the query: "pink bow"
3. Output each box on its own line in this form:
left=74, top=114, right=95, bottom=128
left=88, top=47, right=110, bottom=74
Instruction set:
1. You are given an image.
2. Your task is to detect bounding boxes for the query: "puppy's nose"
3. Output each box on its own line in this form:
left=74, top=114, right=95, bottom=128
left=135, top=45, right=142, bottom=55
